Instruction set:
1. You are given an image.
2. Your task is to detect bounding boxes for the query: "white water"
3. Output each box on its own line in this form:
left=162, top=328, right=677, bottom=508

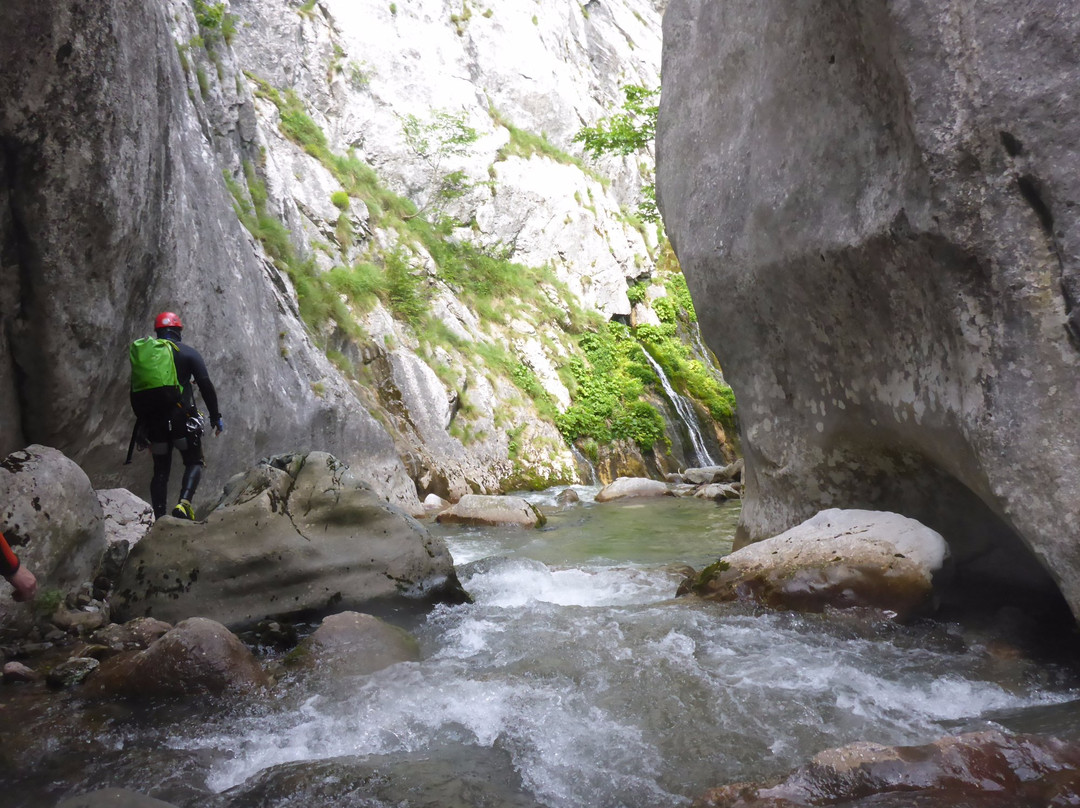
left=162, top=497, right=1078, bottom=807
left=641, top=352, right=715, bottom=468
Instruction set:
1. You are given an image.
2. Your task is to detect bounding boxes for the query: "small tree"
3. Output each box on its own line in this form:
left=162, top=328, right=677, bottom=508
left=401, top=109, right=479, bottom=219
left=573, top=85, right=660, bottom=222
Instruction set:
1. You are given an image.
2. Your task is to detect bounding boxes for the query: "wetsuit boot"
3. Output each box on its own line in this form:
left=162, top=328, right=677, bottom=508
left=171, top=463, right=202, bottom=520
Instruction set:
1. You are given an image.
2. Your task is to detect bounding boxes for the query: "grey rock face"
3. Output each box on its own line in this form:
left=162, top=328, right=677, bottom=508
left=657, top=1, right=1080, bottom=615
left=0, top=0, right=418, bottom=511
left=113, top=452, right=466, bottom=628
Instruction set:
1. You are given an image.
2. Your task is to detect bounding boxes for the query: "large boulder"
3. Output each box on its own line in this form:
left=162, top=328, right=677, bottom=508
left=112, top=453, right=466, bottom=628
left=680, top=509, right=948, bottom=618
left=595, top=476, right=672, bottom=502
left=694, top=730, right=1080, bottom=808
left=0, top=445, right=106, bottom=618
left=83, top=617, right=268, bottom=698
left=435, top=494, right=546, bottom=528
left=657, top=0, right=1080, bottom=618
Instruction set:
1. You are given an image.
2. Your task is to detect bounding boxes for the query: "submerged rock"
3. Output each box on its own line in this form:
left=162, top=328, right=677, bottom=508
left=112, top=452, right=466, bottom=628
left=693, top=730, right=1080, bottom=807
left=681, top=509, right=948, bottom=619
left=84, top=617, right=268, bottom=698
left=286, top=611, right=420, bottom=684
left=435, top=494, right=546, bottom=528
left=46, top=657, right=100, bottom=689
left=220, top=745, right=542, bottom=808
left=90, top=617, right=172, bottom=653
left=595, top=476, right=673, bottom=502
left=56, top=788, right=180, bottom=808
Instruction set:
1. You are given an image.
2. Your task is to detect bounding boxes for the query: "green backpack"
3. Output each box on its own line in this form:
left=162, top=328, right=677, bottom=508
left=129, top=337, right=181, bottom=399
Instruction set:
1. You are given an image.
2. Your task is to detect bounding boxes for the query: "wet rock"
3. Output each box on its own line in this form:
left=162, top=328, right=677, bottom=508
left=664, top=472, right=685, bottom=484
left=84, top=617, right=268, bottom=698
left=693, top=730, right=1080, bottom=807
left=436, top=494, right=546, bottom=528
left=56, top=788, right=180, bottom=808
left=2, top=660, right=38, bottom=682
left=46, top=656, right=100, bottom=688
left=680, top=509, right=948, bottom=619
left=556, top=487, right=580, bottom=505
left=51, top=600, right=110, bottom=635
left=287, top=611, right=420, bottom=683
left=90, top=618, right=172, bottom=653
left=595, top=477, right=673, bottom=502
left=113, top=452, right=465, bottom=629
left=249, top=619, right=298, bottom=651
left=220, top=745, right=542, bottom=808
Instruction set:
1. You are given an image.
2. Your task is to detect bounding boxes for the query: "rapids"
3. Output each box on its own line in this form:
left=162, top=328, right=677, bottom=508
left=4, top=489, right=1079, bottom=807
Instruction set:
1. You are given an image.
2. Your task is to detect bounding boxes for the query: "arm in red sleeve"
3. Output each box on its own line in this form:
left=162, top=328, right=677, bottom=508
left=0, top=531, right=20, bottom=578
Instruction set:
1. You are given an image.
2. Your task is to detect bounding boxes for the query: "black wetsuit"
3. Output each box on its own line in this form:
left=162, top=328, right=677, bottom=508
left=141, top=329, right=222, bottom=518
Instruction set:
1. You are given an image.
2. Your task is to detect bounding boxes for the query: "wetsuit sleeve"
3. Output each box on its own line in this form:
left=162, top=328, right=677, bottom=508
left=0, top=532, right=20, bottom=578
left=190, top=351, right=222, bottom=422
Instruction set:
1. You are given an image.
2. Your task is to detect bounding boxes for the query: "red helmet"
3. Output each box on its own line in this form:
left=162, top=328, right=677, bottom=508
left=154, top=311, right=183, bottom=330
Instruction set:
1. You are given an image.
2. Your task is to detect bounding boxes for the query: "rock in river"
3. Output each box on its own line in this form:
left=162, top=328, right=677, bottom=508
left=680, top=509, right=947, bottom=619
left=112, top=452, right=466, bottom=629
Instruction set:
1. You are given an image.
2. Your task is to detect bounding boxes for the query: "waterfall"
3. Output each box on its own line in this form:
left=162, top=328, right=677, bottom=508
left=569, top=443, right=600, bottom=485
left=641, top=352, right=716, bottom=467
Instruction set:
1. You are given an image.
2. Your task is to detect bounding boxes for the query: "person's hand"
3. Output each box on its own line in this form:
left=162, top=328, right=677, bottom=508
left=8, top=565, right=37, bottom=602
left=213, top=417, right=225, bottom=436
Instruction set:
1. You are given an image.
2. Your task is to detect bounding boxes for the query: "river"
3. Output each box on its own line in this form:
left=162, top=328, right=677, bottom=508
left=4, top=488, right=1080, bottom=807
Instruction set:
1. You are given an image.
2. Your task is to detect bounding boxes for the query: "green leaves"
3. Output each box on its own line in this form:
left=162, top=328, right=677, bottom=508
left=573, top=84, right=660, bottom=222
left=573, top=85, right=658, bottom=158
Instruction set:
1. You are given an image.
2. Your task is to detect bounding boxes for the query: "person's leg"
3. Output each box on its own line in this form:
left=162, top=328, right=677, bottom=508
left=171, top=423, right=204, bottom=520
left=147, top=419, right=172, bottom=519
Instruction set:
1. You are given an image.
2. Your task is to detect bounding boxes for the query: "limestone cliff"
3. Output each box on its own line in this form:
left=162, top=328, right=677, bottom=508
left=657, top=1, right=1080, bottom=616
left=0, top=0, right=732, bottom=510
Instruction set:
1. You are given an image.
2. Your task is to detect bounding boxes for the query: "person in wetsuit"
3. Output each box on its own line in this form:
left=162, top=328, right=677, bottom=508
left=139, top=311, right=224, bottom=520
left=0, top=530, right=36, bottom=601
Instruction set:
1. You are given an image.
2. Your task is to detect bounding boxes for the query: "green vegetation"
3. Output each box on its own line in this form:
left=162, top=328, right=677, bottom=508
left=555, top=323, right=666, bottom=452
left=488, top=105, right=585, bottom=171
left=231, top=76, right=733, bottom=468
left=401, top=110, right=479, bottom=215
left=331, top=190, right=350, bottom=210
left=573, top=84, right=659, bottom=221
left=193, top=0, right=237, bottom=46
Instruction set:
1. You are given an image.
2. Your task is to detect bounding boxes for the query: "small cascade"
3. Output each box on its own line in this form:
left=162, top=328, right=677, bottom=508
left=642, top=352, right=715, bottom=467
left=569, top=443, right=600, bottom=485
left=688, top=323, right=726, bottom=385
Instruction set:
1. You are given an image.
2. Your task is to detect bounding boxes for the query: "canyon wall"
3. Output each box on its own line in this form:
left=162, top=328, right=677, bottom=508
left=657, top=0, right=1080, bottom=613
